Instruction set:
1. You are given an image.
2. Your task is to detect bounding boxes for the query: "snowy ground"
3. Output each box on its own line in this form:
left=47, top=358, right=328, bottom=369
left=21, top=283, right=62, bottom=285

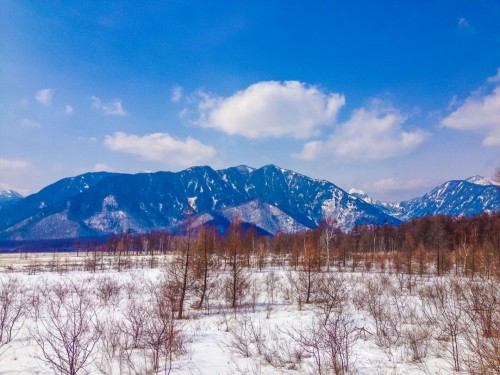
left=0, top=252, right=495, bottom=374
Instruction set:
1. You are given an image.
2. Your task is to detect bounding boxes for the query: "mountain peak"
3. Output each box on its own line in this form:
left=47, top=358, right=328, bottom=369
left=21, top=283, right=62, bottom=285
left=348, top=188, right=367, bottom=197
left=465, top=175, right=498, bottom=186
left=235, top=165, right=255, bottom=173
left=0, top=189, right=23, bottom=199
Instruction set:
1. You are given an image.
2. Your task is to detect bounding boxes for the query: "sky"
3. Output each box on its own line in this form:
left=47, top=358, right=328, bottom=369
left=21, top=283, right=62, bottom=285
left=1, top=1, right=500, bottom=201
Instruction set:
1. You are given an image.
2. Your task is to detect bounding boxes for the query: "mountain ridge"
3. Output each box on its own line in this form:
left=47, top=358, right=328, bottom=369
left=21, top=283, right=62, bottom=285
left=350, top=176, right=500, bottom=221
left=0, top=166, right=498, bottom=241
left=0, top=165, right=397, bottom=240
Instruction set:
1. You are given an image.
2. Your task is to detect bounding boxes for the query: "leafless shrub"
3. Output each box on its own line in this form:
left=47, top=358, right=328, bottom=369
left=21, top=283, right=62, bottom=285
left=356, top=277, right=386, bottom=337
left=121, top=299, right=148, bottom=350
left=217, top=306, right=232, bottom=332
left=264, top=271, right=281, bottom=305
left=226, top=314, right=267, bottom=358
left=0, top=276, right=29, bottom=357
left=226, top=314, right=256, bottom=357
left=262, top=328, right=303, bottom=370
left=95, top=317, right=130, bottom=375
left=402, top=325, right=430, bottom=362
left=462, top=278, right=499, bottom=339
left=95, top=276, right=122, bottom=307
left=286, top=270, right=320, bottom=309
left=462, top=328, right=500, bottom=375
left=140, top=279, right=187, bottom=374
left=461, top=278, right=500, bottom=374
left=248, top=276, right=261, bottom=312
left=30, top=280, right=102, bottom=375
left=223, top=262, right=250, bottom=309
left=353, top=275, right=406, bottom=358
left=284, top=314, right=360, bottom=375
left=421, top=278, right=465, bottom=372
left=314, top=273, right=350, bottom=325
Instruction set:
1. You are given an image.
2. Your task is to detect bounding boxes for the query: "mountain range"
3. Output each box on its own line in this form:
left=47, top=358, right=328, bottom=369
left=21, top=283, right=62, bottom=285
left=0, top=165, right=498, bottom=241
left=349, top=175, right=500, bottom=221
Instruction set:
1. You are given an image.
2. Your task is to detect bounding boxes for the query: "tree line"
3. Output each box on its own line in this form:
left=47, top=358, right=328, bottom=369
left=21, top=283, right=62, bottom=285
left=74, top=211, right=500, bottom=279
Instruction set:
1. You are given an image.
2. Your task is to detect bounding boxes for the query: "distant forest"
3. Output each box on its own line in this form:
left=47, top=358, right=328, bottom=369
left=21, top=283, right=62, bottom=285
left=68, top=212, right=500, bottom=278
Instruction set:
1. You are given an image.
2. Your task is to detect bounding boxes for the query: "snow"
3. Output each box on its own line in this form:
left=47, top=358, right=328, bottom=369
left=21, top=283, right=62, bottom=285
left=465, top=175, right=498, bottom=186
left=188, top=197, right=198, bottom=210
left=0, top=189, right=22, bottom=200
left=103, top=195, right=119, bottom=208
left=0, top=253, right=490, bottom=375
left=221, top=200, right=308, bottom=234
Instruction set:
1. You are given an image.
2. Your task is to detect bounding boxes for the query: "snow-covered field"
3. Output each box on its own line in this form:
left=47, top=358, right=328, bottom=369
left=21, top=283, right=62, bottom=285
left=0, top=252, right=497, bottom=374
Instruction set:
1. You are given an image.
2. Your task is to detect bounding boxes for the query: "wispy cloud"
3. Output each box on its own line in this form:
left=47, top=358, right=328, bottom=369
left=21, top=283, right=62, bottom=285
left=195, top=81, right=345, bottom=139
left=442, top=71, right=500, bottom=146
left=457, top=17, right=469, bottom=28
left=171, top=85, right=183, bottom=103
left=91, top=96, right=128, bottom=116
left=370, top=177, right=430, bottom=193
left=0, top=157, right=30, bottom=170
left=21, top=118, right=42, bottom=128
left=487, top=68, right=500, bottom=83
left=294, top=141, right=323, bottom=161
left=65, top=104, right=74, bottom=115
left=104, top=132, right=216, bottom=167
left=93, top=163, right=111, bottom=171
left=35, top=88, right=53, bottom=106
left=296, top=100, right=428, bottom=161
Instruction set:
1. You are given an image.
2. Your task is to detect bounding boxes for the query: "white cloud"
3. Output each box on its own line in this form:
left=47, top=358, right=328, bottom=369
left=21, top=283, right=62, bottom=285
left=441, top=86, right=500, bottom=145
left=0, top=157, right=30, bottom=170
left=487, top=68, right=500, bottom=83
left=196, top=81, right=345, bottom=139
left=294, top=140, right=323, bottom=160
left=21, top=118, right=42, bottom=128
left=297, top=101, right=428, bottom=160
left=65, top=104, right=74, bottom=115
left=35, top=88, right=53, bottom=106
left=94, top=163, right=111, bottom=171
left=91, top=96, right=128, bottom=116
left=104, top=132, right=216, bottom=167
left=171, top=86, right=183, bottom=103
left=371, top=177, right=430, bottom=193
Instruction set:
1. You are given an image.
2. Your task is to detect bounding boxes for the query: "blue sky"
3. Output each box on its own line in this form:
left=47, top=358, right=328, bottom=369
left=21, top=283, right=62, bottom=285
left=1, top=1, right=500, bottom=201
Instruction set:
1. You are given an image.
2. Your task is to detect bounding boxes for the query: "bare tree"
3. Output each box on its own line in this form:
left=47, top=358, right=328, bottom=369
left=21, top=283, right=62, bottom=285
left=289, top=232, right=321, bottom=306
left=169, top=212, right=196, bottom=319
left=224, top=218, right=249, bottom=309
left=192, top=225, right=218, bottom=310
left=318, top=217, right=338, bottom=272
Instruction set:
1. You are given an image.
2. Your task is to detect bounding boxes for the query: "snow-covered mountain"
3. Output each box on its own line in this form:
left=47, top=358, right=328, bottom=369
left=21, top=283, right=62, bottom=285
left=1, top=168, right=498, bottom=241
left=465, top=175, right=499, bottom=186
left=0, top=165, right=398, bottom=240
left=0, top=189, right=23, bottom=210
left=350, top=176, right=500, bottom=221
